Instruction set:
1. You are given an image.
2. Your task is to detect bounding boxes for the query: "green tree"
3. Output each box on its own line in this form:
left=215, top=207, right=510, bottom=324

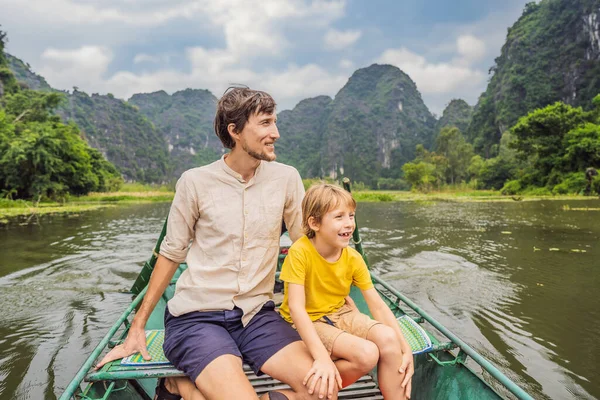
left=402, top=161, right=437, bottom=192
left=0, top=27, right=19, bottom=95
left=435, top=127, right=474, bottom=184
left=0, top=85, right=122, bottom=199
left=510, top=101, right=587, bottom=186
left=563, top=123, right=600, bottom=172
left=468, top=155, right=485, bottom=180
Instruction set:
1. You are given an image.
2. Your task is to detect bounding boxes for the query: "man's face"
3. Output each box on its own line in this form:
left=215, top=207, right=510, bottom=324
left=238, top=112, right=279, bottom=162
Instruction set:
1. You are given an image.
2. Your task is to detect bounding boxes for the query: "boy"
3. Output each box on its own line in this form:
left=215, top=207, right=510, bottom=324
left=279, top=184, right=414, bottom=400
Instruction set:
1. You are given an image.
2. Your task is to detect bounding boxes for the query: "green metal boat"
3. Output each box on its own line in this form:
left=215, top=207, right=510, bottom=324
left=60, top=180, right=533, bottom=400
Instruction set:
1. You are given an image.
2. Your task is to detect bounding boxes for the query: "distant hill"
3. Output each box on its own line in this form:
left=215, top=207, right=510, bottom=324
left=277, top=64, right=436, bottom=186
left=468, top=0, right=600, bottom=156
left=436, top=99, right=473, bottom=135
left=130, top=89, right=223, bottom=178
left=58, top=90, right=170, bottom=182
left=276, top=95, right=333, bottom=178
left=6, top=54, right=52, bottom=91
left=6, top=58, right=441, bottom=186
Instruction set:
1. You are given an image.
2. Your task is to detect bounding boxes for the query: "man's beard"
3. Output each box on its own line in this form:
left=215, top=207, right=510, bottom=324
left=242, top=140, right=276, bottom=162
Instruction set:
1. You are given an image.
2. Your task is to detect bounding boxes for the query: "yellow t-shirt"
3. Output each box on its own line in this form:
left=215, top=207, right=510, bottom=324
left=279, top=235, right=374, bottom=323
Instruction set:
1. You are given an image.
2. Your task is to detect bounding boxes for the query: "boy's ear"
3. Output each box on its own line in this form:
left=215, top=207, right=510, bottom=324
left=307, top=216, right=320, bottom=232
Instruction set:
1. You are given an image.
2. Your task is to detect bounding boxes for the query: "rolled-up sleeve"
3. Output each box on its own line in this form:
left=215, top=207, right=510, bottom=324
left=159, top=172, right=199, bottom=263
left=283, top=168, right=305, bottom=243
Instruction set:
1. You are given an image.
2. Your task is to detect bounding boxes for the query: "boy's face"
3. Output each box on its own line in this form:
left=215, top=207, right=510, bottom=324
left=312, top=206, right=356, bottom=249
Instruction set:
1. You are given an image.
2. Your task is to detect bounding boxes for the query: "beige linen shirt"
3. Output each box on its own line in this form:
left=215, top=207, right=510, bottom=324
left=160, top=155, right=304, bottom=325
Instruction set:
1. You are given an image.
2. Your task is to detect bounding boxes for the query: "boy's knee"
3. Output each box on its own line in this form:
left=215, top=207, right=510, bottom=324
left=372, top=326, right=402, bottom=357
left=354, top=341, right=379, bottom=371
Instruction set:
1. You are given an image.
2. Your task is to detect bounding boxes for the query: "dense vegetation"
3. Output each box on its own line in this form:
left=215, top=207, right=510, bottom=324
left=130, top=89, right=222, bottom=178
left=402, top=96, right=600, bottom=195
left=467, top=0, right=600, bottom=157
left=7, top=54, right=53, bottom=92
left=277, top=64, right=436, bottom=188
left=0, top=29, right=122, bottom=200
left=436, top=99, right=473, bottom=135
left=4, top=0, right=600, bottom=193
left=58, top=90, right=170, bottom=182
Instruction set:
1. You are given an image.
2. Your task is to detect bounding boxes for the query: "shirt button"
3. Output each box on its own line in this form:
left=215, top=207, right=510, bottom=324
left=244, top=209, right=248, bottom=215
left=242, top=257, right=247, bottom=262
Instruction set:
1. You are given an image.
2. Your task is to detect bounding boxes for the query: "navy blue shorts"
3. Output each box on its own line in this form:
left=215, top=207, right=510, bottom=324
left=163, top=301, right=301, bottom=381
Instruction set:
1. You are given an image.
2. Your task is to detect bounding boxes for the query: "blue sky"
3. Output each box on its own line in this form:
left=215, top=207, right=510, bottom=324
left=0, top=0, right=531, bottom=114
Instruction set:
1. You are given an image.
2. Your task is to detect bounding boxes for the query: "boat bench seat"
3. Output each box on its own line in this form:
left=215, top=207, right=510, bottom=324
left=86, top=329, right=183, bottom=382
left=87, top=316, right=432, bottom=383
left=88, top=362, right=383, bottom=398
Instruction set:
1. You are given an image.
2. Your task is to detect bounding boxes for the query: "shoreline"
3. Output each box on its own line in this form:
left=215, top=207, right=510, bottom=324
left=2, top=190, right=598, bottom=222
left=351, top=190, right=598, bottom=203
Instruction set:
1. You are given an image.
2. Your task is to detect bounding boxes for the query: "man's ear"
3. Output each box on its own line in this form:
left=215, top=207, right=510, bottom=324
left=227, top=123, right=240, bottom=143
left=308, top=216, right=320, bottom=233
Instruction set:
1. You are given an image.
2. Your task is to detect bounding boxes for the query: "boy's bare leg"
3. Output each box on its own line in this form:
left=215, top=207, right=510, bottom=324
left=261, top=341, right=336, bottom=400
left=367, top=325, right=407, bottom=400
left=194, top=354, right=257, bottom=399
left=162, top=376, right=206, bottom=400
left=329, top=333, right=379, bottom=387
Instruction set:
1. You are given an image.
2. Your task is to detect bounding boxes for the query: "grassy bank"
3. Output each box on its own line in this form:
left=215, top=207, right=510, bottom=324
left=2, top=186, right=596, bottom=223
left=351, top=189, right=596, bottom=202
left=0, top=183, right=174, bottom=222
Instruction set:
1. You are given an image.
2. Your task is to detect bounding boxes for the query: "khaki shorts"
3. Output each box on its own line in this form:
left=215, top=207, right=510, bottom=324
left=310, top=304, right=381, bottom=354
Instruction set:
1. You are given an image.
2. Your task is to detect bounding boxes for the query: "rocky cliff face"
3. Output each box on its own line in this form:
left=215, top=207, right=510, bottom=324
left=276, top=95, right=333, bottom=178
left=8, top=54, right=437, bottom=185
left=130, top=89, right=223, bottom=177
left=58, top=90, right=170, bottom=182
left=6, top=54, right=52, bottom=91
left=436, top=99, right=473, bottom=135
left=278, top=64, right=435, bottom=185
left=468, top=0, right=600, bottom=156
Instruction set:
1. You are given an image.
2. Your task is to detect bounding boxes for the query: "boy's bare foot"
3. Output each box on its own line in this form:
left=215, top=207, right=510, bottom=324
left=154, top=377, right=181, bottom=400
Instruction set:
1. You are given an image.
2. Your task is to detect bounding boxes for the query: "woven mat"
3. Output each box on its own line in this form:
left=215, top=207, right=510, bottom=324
left=398, top=315, right=433, bottom=354
left=121, top=330, right=170, bottom=366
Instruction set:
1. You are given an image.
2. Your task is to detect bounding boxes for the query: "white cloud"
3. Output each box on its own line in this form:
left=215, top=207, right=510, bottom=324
left=4, top=0, right=350, bottom=110
left=324, top=29, right=362, bottom=50
left=39, top=44, right=347, bottom=110
left=39, top=46, right=113, bottom=90
left=456, top=34, right=486, bottom=63
left=378, top=47, right=485, bottom=94
left=112, top=60, right=346, bottom=111
left=133, top=54, right=163, bottom=64
left=339, top=59, right=354, bottom=69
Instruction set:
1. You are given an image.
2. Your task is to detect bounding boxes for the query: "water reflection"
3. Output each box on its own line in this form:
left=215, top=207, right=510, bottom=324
left=0, top=200, right=598, bottom=399
left=358, top=200, right=599, bottom=400
left=0, top=204, right=170, bottom=399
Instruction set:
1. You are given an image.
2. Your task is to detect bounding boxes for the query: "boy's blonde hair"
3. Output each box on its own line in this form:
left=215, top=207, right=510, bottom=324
left=302, top=183, right=357, bottom=238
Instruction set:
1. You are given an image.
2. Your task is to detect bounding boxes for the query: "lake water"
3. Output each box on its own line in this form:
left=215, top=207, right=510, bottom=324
left=0, top=200, right=598, bottom=399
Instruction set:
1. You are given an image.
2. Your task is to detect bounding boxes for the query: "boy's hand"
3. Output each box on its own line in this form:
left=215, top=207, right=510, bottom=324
left=303, top=358, right=342, bottom=399
left=398, top=351, right=414, bottom=399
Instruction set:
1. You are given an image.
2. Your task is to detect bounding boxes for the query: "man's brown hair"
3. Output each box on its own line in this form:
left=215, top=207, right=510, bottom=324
left=214, top=86, right=277, bottom=149
left=302, top=183, right=357, bottom=239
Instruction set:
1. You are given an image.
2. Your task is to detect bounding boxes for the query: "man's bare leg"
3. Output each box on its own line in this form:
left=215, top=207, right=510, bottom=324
left=194, top=354, right=257, bottom=400
left=260, top=341, right=336, bottom=400
left=329, top=333, right=379, bottom=388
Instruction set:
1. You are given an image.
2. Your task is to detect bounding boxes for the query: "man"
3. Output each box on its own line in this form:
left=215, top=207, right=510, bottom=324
left=97, top=87, right=332, bottom=400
